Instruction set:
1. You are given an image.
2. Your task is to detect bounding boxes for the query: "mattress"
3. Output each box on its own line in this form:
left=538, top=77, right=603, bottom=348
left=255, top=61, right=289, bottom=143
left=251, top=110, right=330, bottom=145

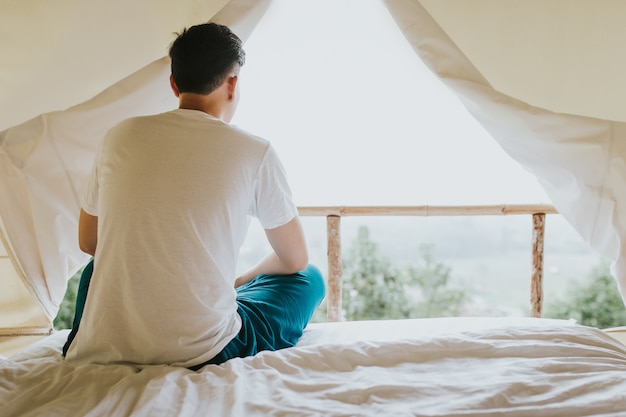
left=2, top=317, right=626, bottom=416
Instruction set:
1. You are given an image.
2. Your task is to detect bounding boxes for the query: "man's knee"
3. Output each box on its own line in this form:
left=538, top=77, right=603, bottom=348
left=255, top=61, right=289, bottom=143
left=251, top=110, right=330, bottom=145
left=300, top=264, right=326, bottom=307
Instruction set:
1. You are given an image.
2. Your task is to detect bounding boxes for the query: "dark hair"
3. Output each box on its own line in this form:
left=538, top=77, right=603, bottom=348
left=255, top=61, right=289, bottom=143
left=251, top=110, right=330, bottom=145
left=169, top=23, right=246, bottom=95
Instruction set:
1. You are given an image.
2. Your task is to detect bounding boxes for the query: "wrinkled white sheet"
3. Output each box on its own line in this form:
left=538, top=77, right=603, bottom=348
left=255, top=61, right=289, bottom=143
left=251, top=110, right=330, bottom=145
left=2, top=318, right=626, bottom=417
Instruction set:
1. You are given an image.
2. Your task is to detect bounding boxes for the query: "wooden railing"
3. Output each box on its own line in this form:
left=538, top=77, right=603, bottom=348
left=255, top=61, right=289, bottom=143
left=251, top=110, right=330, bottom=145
left=297, top=204, right=558, bottom=322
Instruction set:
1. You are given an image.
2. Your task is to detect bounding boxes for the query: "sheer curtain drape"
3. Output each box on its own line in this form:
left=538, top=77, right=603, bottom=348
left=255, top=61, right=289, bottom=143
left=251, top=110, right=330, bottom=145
left=0, top=0, right=272, bottom=332
left=385, top=0, right=626, bottom=300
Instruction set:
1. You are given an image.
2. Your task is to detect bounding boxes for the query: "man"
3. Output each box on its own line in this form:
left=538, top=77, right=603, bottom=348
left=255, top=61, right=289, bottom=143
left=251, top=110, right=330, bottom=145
left=63, top=22, right=325, bottom=369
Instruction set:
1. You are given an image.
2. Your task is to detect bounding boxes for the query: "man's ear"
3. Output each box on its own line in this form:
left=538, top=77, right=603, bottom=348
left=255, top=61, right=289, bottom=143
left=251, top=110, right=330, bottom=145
left=169, top=74, right=180, bottom=98
left=227, top=75, right=238, bottom=101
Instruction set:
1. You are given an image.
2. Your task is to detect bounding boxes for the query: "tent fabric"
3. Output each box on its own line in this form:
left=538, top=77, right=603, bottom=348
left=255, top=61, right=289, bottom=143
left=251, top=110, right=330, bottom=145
left=384, top=0, right=626, bottom=296
left=419, top=0, right=626, bottom=124
left=0, top=0, right=230, bottom=132
left=0, top=0, right=270, bottom=340
left=0, top=56, right=177, bottom=324
left=2, top=0, right=626, bottom=346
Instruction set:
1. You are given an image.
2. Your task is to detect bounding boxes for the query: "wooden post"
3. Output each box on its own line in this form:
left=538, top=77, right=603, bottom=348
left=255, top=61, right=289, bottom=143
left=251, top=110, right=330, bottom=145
left=296, top=205, right=559, bottom=321
left=530, top=213, right=545, bottom=318
left=326, top=215, right=343, bottom=322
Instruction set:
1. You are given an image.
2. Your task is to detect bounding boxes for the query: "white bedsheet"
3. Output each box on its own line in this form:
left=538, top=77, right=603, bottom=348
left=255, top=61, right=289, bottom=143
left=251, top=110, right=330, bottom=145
left=2, top=318, right=626, bottom=416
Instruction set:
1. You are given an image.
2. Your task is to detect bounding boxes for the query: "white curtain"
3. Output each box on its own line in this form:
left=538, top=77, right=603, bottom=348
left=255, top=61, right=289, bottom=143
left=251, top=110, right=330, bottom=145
left=0, top=0, right=272, bottom=332
left=384, top=0, right=626, bottom=299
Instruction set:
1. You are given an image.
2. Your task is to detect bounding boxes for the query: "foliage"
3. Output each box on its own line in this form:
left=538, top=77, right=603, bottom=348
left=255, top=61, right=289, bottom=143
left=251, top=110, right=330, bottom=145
left=53, top=271, right=81, bottom=330
left=341, top=226, right=469, bottom=321
left=403, top=248, right=468, bottom=318
left=545, top=261, right=626, bottom=328
left=341, top=226, right=407, bottom=320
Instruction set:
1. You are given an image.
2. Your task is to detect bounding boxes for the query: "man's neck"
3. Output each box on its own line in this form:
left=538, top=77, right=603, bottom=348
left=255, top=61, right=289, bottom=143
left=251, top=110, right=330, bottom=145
left=178, top=93, right=226, bottom=121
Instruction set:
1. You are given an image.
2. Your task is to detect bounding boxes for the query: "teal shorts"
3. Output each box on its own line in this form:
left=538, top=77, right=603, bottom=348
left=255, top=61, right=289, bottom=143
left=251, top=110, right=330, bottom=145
left=193, top=265, right=326, bottom=369
left=63, top=260, right=326, bottom=369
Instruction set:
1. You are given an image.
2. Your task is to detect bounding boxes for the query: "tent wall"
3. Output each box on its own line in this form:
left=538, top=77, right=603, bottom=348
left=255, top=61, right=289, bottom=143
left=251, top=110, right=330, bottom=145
left=0, top=221, right=48, bottom=331
left=5, top=1, right=625, bottom=131
left=387, top=0, right=626, bottom=297
left=421, top=0, right=626, bottom=123
left=0, top=0, right=230, bottom=132
left=0, top=0, right=270, bottom=352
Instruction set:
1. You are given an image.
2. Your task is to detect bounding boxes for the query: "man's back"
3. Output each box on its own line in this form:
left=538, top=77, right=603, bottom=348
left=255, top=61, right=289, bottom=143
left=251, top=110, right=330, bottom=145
left=65, top=22, right=322, bottom=369
left=66, top=108, right=295, bottom=367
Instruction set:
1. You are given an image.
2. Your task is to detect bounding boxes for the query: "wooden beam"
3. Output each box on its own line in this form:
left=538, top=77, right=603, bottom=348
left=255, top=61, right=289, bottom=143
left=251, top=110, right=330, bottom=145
left=530, top=213, right=546, bottom=318
left=326, top=215, right=343, bottom=322
left=297, top=205, right=556, bottom=321
left=299, top=204, right=557, bottom=217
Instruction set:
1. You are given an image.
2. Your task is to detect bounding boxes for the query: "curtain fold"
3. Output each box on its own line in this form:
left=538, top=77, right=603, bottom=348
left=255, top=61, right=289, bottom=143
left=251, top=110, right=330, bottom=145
left=0, top=0, right=272, bottom=330
left=384, top=0, right=626, bottom=299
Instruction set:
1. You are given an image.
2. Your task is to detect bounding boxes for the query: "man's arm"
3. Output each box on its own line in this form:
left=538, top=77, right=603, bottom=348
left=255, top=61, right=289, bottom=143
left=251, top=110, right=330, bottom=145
left=234, top=216, right=309, bottom=287
left=78, top=209, right=98, bottom=256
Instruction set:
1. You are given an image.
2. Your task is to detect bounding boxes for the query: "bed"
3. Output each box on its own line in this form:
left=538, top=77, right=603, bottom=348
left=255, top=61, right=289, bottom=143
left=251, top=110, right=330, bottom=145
left=3, top=317, right=626, bottom=416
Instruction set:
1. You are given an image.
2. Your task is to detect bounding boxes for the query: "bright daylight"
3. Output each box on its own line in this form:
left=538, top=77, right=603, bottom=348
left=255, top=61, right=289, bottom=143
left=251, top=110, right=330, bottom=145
left=232, top=0, right=608, bottom=320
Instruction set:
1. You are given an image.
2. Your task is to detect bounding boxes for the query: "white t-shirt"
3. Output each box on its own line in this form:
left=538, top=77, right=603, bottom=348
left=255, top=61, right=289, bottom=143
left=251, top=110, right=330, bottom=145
left=66, top=109, right=298, bottom=368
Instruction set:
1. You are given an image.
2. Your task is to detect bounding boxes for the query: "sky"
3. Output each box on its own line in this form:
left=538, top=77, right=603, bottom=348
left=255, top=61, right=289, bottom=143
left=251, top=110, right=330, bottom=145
left=229, top=0, right=606, bottom=303
left=232, top=0, right=551, bottom=207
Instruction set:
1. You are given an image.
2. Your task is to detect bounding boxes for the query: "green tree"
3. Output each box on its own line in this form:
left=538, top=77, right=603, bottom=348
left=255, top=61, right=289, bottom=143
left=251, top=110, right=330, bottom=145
left=545, top=260, right=626, bottom=328
left=342, top=226, right=409, bottom=320
left=403, top=245, right=468, bottom=317
left=341, top=226, right=469, bottom=321
left=53, top=270, right=81, bottom=330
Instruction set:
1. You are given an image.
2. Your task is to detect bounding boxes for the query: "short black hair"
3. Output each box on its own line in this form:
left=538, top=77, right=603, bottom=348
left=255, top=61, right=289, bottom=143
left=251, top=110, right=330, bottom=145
left=169, top=22, right=246, bottom=95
